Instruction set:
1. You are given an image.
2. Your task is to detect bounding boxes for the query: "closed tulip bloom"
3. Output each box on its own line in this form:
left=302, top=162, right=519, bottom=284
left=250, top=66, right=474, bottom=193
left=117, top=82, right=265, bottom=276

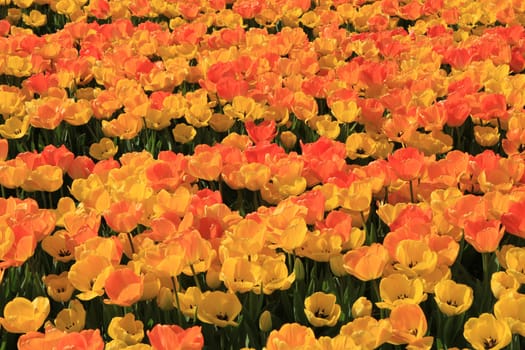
left=108, top=313, right=144, bottom=345
left=0, top=296, right=50, bottom=333
left=351, top=297, right=373, bottom=318
left=259, top=310, right=272, bottom=332
left=434, top=279, right=473, bottom=316
left=304, top=292, right=341, bottom=327
left=464, top=313, right=512, bottom=350
left=197, top=291, right=242, bottom=327
left=376, top=274, right=427, bottom=310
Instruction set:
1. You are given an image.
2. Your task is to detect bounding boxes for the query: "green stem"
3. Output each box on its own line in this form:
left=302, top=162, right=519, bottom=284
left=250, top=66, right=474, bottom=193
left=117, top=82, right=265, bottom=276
left=481, top=252, right=494, bottom=313
left=189, top=264, right=202, bottom=291
left=171, top=276, right=184, bottom=326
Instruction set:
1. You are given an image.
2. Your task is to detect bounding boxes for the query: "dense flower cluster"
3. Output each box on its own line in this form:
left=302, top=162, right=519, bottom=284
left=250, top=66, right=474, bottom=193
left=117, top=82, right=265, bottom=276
left=1, top=0, right=525, bottom=349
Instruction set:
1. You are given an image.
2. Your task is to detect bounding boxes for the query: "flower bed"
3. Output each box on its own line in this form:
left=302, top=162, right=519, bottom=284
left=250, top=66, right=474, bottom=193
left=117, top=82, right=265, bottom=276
left=1, top=0, right=525, bottom=349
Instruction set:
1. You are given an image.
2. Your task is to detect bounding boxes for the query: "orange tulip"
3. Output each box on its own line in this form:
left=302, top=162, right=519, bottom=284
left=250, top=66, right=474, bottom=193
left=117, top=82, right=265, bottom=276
left=343, top=243, right=390, bottom=281
left=104, top=267, right=144, bottom=307
left=147, top=324, right=203, bottom=350
left=388, top=147, right=426, bottom=183
left=464, top=219, right=505, bottom=253
left=501, top=200, right=525, bottom=239
left=389, top=304, right=433, bottom=348
left=186, top=145, right=223, bottom=181
left=103, top=200, right=144, bottom=233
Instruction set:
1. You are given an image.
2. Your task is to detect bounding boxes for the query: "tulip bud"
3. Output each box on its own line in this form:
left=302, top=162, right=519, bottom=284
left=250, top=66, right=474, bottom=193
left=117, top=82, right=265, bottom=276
left=259, top=310, right=272, bottom=332
left=293, top=257, right=305, bottom=281
left=280, top=131, right=297, bottom=149
left=329, top=254, right=348, bottom=277
left=351, top=296, right=372, bottom=318
left=156, top=287, right=175, bottom=311
left=205, top=265, right=222, bottom=289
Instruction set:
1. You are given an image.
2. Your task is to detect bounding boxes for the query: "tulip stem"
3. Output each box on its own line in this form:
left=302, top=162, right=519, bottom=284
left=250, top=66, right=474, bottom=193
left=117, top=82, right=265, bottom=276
left=409, top=179, right=415, bottom=203
left=481, top=252, right=493, bottom=313
left=171, top=276, right=184, bottom=326
left=510, top=334, right=520, bottom=350
left=189, top=263, right=202, bottom=291
left=127, top=232, right=135, bottom=255
left=370, top=278, right=385, bottom=319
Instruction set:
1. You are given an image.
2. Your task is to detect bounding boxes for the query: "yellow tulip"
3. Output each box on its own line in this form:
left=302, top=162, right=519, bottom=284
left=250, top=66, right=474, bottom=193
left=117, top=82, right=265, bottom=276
left=394, top=240, right=438, bottom=278
left=89, top=137, right=118, bottom=161
left=491, top=271, right=520, bottom=299
left=174, top=286, right=203, bottom=319
left=339, top=316, right=392, bottom=349
left=0, top=296, right=50, bottom=333
left=54, top=299, right=86, bottom=333
left=259, top=310, right=272, bottom=332
left=172, top=123, right=196, bottom=144
left=22, top=9, right=46, bottom=27
left=220, top=257, right=262, bottom=294
left=494, top=294, right=525, bottom=336
left=259, top=256, right=295, bottom=294
left=0, top=116, right=29, bottom=139
left=108, top=313, right=144, bottom=345
left=304, top=292, right=341, bottom=327
left=376, top=273, right=427, bottom=310
left=351, top=297, right=373, bottom=319
left=433, top=279, right=473, bottom=316
left=197, top=291, right=242, bottom=327
left=42, top=271, right=75, bottom=302
left=464, top=313, right=512, bottom=350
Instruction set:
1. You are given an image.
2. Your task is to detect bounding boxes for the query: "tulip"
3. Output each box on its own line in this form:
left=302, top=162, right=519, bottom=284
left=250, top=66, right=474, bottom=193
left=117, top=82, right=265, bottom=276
left=433, top=279, right=473, bottom=316
left=108, top=313, right=144, bottom=345
left=464, top=313, right=512, bottom=350
left=147, top=324, right=203, bottom=350
left=197, top=291, right=242, bottom=327
left=304, top=292, right=341, bottom=327
left=55, top=299, right=86, bottom=333
left=265, top=323, right=317, bottom=350
left=376, top=273, right=427, bottom=310
left=343, top=243, right=390, bottom=281
left=0, top=296, right=50, bottom=333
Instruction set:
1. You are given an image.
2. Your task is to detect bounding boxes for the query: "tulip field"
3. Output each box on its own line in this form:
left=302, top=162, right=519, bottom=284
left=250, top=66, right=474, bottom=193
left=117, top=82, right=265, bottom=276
left=2, top=0, right=525, bottom=349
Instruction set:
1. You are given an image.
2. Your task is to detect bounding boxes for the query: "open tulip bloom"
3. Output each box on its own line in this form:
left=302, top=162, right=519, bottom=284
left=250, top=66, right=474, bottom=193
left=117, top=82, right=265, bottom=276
left=2, top=1, right=525, bottom=349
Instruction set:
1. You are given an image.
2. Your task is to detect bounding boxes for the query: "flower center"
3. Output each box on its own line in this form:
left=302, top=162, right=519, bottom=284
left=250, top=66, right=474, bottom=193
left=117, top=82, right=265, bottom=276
left=483, top=337, right=497, bottom=349
left=314, top=308, right=329, bottom=319
left=446, top=299, right=458, bottom=307
left=216, top=312, right=229, bottom=321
